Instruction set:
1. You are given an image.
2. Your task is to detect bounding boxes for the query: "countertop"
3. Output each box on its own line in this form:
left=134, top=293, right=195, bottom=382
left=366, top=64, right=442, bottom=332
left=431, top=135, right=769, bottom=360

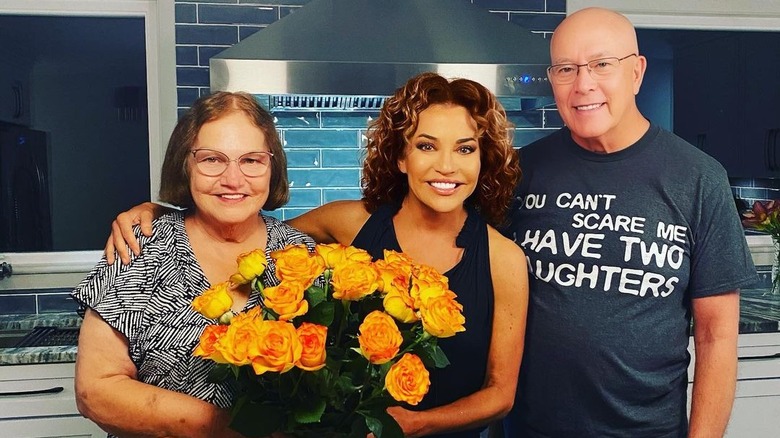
left=0, top=288, right=778, bottom=366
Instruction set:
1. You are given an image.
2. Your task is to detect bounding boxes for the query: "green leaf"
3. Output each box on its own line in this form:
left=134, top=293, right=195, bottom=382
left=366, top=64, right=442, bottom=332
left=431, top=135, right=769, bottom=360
left=306, top=300, right=336, bottom=326
left=206, top=363, right=233, bottom=383
left=292, top=396, right=327, bottom=424
left=230, top=400, right=283, bottom=437
left=305, top=286, right=327, bottom=307
left=428, top=344, right=450, bottom=368
left=362, top=409, right=403, bottom=438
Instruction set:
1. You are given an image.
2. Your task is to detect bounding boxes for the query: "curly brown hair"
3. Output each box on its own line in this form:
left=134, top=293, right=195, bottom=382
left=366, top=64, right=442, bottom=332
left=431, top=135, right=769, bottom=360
left=159, top=91, right=289, bottom=210
left=361, top=72, right=520, bottom=227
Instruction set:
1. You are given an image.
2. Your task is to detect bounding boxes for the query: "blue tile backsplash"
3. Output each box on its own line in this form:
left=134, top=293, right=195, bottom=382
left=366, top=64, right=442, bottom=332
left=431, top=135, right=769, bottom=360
left=172, top=0, right=564, bottom=221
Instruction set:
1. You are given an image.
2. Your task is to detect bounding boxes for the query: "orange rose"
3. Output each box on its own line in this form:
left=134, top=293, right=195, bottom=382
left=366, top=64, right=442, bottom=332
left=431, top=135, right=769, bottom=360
left=385, top=353, right=430, bottom=406
left=419, top=286, right=465, bottom=338
left=249, top=320, right=302, bottom=375
left=193, top=324, right=229, bottom=362
left=331, top=261, right=381, bottom=301
left=271, top=244, right=325, bottom=287
left=314, top=243, right=372, bottom=268
left=230, top=249, right=267, bottom=285
left=192, top=281, right=233, bottom=320
left=262, top=281, right=309, bottom=321
left=213, top=310, right=262, bottom=366
left=357, top=310, right=402, bottom=364
left=382, top=250, right=414, bottom=269
left=383, top=286, right=418, bottom=323
left=408, top=266, right=448, bottom=310
left=374, top=262, right=409, bottom=295
left=296, top=322, right=327, bottom=371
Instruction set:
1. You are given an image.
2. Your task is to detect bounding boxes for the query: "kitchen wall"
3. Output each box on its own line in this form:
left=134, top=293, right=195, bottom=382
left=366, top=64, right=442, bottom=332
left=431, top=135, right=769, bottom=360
left=173, top=0, right=566, bottom=220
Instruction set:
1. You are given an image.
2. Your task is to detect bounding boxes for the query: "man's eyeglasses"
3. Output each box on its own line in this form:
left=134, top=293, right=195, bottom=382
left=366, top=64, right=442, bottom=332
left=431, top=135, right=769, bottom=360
left=191, top=148, right=273, bottom=177
left=547, top=54, right=638, bottom=85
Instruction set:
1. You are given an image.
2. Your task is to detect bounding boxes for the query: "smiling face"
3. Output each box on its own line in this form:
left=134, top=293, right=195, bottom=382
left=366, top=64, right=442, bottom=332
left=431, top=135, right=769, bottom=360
left=188, top=110, right=271, bottom=227
left=549, top=8, right=648, bottom=152
left=397, top=103, right=481, bottom=216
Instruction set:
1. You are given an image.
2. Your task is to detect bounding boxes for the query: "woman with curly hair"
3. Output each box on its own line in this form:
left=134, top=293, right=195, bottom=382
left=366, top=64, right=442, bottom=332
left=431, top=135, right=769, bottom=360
left=104, top=72, right=529, bottom=438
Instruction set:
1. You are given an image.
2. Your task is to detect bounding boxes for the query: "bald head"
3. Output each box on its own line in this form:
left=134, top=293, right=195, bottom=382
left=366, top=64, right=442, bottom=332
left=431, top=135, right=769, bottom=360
left=551, top=8, right=638, bottom=64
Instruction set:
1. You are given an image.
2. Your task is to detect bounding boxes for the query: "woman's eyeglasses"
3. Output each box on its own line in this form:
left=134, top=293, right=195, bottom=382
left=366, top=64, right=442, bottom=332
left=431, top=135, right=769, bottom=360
left=191, top=148, right=273, bottom=177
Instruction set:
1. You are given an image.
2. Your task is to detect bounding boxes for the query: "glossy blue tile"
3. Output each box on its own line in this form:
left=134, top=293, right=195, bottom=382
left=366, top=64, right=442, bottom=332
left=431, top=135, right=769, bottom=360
left=546, top=0, right=566, bottom=13
left=514, top=129, right=555, bottom=147
left=38, top=293, right=79, bottom=313
left=473, top=0, right=544, bottom=12
left=274, top=112, right=320, bottom=128
left=508, top=111, right=543, bottom=129
left=177, top=67, right=210, bottom=87
left=320, top=112, right=378, bottom=128
left=199, top=4, right=277, bottom=25
left=175, top=3, right=197, bottom=23
left=281, top=207, right=314, bottom=221
left=740, top=188, right=770, bottom=199
left=0, top=294, right=36, bottom=315
left=288, top=189, right=323, bottom=207
left=286, top=150, right=321, bottom=168
left=264, top=209, right=283, bottom=221
left=199, top=46, right=229, bottom=67
left=288, top=169, right=360, bottom=187
left=177, top=87, right=200, bottom=107
left=321, top=149, right=362, bottom=168
left=509, top=12, right=565, bottom=32
left=176, top=24, right=238, bottom=45
left=239, top=26, right=264, bottom=41
left=240, top=0, right=311, bottom=5
left=284, top=130, right=360, bottom=148
left=176, top=46, right=198, bottom=65
left=180, top=0, right=235, bottom=3
left=324, top=189, right=362, bottom=203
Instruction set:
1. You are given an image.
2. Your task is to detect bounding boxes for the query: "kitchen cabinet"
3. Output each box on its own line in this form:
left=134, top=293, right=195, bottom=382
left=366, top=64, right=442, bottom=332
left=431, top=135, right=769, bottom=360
left=727, top=332, right=780, bottom=437
left=673, top=32, right=780, bottom=178
left=0, top=47, right=32, bottom=127
left=688, top=332, right=780, bottom=436
left=0, top=362, right=105, bottom=437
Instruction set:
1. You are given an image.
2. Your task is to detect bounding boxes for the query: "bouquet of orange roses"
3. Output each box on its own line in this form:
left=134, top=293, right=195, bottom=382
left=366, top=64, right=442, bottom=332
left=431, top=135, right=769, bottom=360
left=191, top=243, right=466, bottom=438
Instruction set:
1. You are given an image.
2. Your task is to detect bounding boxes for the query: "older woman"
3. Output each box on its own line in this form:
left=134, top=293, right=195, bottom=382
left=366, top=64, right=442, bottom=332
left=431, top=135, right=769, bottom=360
left=72, top=91, right=312, bottom=437
left=104, top=73, right=529, bottom=438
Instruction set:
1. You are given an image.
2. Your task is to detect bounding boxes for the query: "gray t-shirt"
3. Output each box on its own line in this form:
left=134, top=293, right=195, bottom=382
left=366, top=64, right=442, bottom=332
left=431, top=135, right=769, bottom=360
left=504, top=125, right=757, bottom=437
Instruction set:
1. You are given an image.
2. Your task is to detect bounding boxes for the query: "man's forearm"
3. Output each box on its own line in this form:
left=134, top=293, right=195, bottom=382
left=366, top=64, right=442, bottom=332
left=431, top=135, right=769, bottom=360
left=688, top=337, right=738, bottom=437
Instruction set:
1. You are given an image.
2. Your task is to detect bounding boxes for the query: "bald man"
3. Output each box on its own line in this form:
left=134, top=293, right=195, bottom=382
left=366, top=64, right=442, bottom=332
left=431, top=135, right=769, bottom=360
left=504, top=7, right=756, bottom=438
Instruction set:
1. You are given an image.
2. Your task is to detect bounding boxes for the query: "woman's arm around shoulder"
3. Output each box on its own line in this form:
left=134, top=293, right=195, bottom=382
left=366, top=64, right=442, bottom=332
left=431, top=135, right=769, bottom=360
left=75, top=309, right=245, bottom=438
left=387, top=228, right=529, bottom=437
left=286, top=200, right=370, bottom=245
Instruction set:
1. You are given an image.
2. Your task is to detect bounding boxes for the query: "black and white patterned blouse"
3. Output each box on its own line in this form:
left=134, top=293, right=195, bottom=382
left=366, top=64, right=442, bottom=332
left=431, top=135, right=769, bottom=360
left=72, top=212, right=314, bottom=412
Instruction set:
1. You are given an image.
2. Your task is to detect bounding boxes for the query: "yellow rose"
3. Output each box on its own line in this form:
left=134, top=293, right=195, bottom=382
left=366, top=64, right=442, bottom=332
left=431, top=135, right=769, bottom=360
left=374, top=262, right=409, bottom=295
left=249, top=320, right=302, bottom=375
left=383, top=286, right=418, bottom=323
left=357, top=310, right=402, bottom=364
left=331, top=261, right=381, bottom=301
left=230, top=249, right=267, bottom=285
left=408, top=266, right=449, bottom=310
left=193, top=324, right=229, bottom=362
left=296, top=322, right=327, bottom=371
left=192, top=281, right=233, bottom=320
left=385, top=353, right=430, bottom=406
left=213, top=310, right=262, bottom=366
left=419, top=286, right=466, bottom=338
left=315, top=243, right=372, bottom=268
left=382, top=249, right=414, bottom=269
left=262, top=281, right=309, bottom=321
left=271, top=244, right=325, bottom=287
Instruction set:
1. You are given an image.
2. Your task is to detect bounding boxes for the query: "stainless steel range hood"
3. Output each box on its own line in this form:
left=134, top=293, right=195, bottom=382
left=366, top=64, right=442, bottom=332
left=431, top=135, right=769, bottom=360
left=210, top=0, right=553, bottom=109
